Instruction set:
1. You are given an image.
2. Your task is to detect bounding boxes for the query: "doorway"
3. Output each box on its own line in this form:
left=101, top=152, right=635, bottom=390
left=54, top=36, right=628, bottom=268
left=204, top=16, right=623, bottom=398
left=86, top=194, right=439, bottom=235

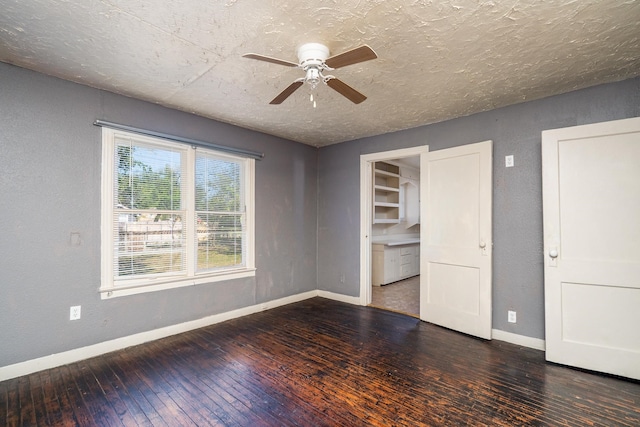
left=370, top=156, right=421, bottom=317
left=359, top=146, right=428, bottom=316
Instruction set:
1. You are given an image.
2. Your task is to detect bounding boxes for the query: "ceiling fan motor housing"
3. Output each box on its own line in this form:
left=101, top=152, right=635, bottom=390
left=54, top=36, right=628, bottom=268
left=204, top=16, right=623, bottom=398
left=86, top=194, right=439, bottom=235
left=297, top=43, right=330, bottom=68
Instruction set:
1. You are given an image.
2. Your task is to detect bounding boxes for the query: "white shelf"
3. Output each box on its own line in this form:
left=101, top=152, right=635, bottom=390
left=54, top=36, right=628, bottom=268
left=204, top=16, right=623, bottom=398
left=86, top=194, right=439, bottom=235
left=373, top=218, right=401, bottom=224
left=374, top=169, right=400, bottom=178
left=373, top=161, right=401, bottom=225
left=374, top=202, right=400, bottom=208
left=374, top=184, right=400, bottom=193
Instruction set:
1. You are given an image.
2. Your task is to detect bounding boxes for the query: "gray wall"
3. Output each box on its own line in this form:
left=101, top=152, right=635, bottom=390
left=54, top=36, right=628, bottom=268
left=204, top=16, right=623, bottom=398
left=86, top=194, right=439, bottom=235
left=317, top=77, right=640, bottom=340
left=0, top=62, right=318, bottom=367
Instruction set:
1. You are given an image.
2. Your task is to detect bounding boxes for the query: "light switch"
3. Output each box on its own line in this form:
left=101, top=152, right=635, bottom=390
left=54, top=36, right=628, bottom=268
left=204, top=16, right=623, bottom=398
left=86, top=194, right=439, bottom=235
left=505, top=155, right=514, bottom=168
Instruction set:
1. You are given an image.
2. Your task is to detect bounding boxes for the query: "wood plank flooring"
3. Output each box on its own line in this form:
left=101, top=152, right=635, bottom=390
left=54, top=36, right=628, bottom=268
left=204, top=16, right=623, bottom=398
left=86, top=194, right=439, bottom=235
left=1, top=297, right=639, bottom=426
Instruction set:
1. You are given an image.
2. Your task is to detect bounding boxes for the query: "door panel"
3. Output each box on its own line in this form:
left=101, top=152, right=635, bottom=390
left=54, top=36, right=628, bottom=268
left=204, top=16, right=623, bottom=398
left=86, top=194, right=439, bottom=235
left=542, top=116, right=640, bottom=380
left=426, top=154, right=480, bottom=249
left=421, top=141, right=492, bottom=339
left=558, top=135, right=640, bottom=263
left=561, top=282, right=640, bottom=352
left=427, top=263, right=480, bottom=315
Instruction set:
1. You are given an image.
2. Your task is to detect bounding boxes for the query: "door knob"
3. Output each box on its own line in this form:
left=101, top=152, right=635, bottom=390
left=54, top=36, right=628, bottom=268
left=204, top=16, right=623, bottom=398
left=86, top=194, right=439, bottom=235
left=479, top=240, right=488, bottom=256
left=549, top=249, right=558, bottom=258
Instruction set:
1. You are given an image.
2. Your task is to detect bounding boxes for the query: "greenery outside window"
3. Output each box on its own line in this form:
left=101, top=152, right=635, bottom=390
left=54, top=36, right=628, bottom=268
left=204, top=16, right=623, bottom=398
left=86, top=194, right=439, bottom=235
left=100, top=128, right=255, bottom=298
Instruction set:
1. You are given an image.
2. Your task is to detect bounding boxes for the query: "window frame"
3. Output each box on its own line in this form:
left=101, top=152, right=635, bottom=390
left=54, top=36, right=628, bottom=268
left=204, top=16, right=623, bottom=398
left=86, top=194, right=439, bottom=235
left=100, top=127, right=255, bottom=299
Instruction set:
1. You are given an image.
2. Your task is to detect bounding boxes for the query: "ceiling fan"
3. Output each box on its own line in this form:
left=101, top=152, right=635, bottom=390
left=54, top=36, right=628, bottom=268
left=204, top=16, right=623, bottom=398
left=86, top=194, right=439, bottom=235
left=243, top=43, right=377, bottom=105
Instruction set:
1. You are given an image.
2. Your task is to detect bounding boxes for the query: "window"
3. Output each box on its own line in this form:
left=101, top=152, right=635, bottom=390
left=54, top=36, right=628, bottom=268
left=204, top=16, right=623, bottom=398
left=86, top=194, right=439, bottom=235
left=100, top=128, right=255, bottom=298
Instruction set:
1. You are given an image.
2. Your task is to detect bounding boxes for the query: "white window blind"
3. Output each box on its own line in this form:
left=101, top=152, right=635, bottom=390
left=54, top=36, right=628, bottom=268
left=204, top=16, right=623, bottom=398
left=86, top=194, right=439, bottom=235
left=114, top=137, right=187, bottom=279
left=195, top=153, right=245, bottom=271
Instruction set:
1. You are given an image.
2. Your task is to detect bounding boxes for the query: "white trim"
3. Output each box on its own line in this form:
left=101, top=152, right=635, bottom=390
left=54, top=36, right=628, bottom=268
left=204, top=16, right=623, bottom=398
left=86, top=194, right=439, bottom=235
left=359, top=146, right=429, bottom=308
left=359, top=158, right=373, bottom=306
left=492, top=329, right=546, bottom=351
left=317, top=290, right=361, bottom=305
left=185, top=146, right=196, bottom=276
left=0, top=290, right=317, bottom=382
left=0, top=293, right=548, bottom=381
left=360, top=146, right=431, bottom=163
left=244, top=158, right=256, bottom=269
left=100, top=268, right=257, bottom=299
left=100, top=127, right=115, bottom=289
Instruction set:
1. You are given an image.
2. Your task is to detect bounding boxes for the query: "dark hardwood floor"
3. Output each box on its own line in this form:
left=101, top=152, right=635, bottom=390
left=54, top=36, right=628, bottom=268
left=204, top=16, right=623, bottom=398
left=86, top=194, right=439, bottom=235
left=2, top=298, right=639, bottom=426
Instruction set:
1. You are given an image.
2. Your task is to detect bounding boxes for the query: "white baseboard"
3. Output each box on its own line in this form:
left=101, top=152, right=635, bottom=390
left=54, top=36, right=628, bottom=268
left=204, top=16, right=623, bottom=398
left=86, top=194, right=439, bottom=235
left=317, top=290, right=361, bottom=305
left=492, top=329, right=546, bottom=351
left=0, top=290, right=319, bottom=382
left=2, top=293, right=544, bottom=382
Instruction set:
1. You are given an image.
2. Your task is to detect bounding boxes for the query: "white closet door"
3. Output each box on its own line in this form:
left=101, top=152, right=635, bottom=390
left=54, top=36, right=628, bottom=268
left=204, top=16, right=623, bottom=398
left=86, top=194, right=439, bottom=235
left=542, top=117, right=640, bottom=380
left=420, top=140, right=493, bottom=339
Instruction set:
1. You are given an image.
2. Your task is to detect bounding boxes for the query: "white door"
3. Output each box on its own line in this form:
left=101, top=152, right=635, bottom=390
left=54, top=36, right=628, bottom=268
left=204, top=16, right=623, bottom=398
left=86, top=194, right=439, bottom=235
left=542, top=117, right=640, bottom=380
left=420, top=140, right=493, bottom=339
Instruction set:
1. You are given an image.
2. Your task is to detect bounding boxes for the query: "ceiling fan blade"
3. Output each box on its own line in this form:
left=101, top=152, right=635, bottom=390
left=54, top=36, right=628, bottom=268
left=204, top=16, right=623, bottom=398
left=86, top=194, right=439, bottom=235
left=325, top=45, right=378, bottom=69
left=326, top=78, right=367, bottom=104
left=242, top=53, right=299, bottom=67
left=270, top=81, right=304, bottom=104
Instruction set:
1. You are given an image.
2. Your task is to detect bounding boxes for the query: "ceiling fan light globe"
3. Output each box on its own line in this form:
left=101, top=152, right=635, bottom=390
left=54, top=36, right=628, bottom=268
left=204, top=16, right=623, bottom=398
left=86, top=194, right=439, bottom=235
left=306, top=67, right=321, bottom=88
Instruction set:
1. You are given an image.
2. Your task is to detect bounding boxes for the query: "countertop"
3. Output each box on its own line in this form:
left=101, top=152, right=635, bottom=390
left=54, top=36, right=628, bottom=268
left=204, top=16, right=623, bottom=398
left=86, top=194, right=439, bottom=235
left=371, top=237, right=420, bottom=247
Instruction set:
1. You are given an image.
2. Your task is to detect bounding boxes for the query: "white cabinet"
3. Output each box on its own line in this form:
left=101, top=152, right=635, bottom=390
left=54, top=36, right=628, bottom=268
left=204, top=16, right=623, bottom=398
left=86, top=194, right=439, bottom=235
left=399, top=246, right=419, bottom=278
left=372, top=243, right=420, bottom=286
left=383, top=247, right=400, bottom=284
left=373, top=162, right=400, bottom=224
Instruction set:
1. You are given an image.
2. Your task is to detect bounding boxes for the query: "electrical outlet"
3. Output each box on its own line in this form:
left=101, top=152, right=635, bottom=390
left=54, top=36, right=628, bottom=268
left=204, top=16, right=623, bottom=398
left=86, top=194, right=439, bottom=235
left=70, top=305, right=81, bottom=320
left=508, top=310, right=516, bottom=323
left=505, top=155, right=514, bottom=168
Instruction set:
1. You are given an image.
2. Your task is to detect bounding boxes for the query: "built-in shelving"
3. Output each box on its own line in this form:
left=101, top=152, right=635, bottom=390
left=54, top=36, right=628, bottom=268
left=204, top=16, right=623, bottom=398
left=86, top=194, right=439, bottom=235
left=373, top=161, right=400, bottom=224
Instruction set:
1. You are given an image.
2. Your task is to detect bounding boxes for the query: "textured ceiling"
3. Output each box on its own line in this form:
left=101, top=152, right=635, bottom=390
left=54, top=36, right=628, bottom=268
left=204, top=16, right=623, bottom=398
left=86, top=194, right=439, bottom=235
left=1, top=0, right=639, bottom=147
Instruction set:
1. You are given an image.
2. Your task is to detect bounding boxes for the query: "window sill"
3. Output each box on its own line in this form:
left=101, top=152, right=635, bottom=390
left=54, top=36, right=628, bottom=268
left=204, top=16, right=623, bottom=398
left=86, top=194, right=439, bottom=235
left=99, top=268, right=256, bottom=299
